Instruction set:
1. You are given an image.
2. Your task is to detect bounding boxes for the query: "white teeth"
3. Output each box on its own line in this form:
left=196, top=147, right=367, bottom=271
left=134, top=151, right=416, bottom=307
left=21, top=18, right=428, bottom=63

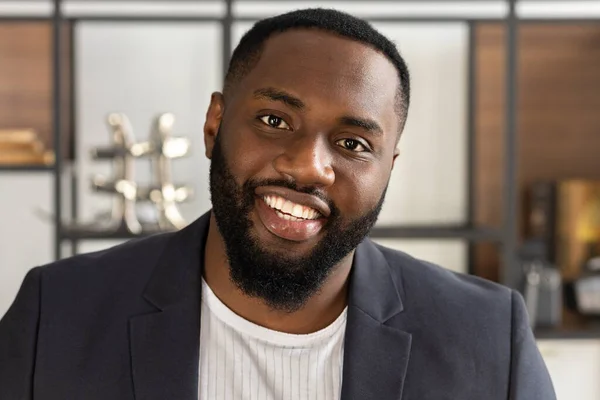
left=291, top=204, right=303, bottom=218
left=276, top=197, right=284, bottom=210
left=263, top=195, right=321, bottom=221
left=281, top=200, right=294, bottom=214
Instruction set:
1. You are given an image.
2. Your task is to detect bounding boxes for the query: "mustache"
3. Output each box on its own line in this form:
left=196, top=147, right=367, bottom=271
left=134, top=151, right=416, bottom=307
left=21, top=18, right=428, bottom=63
left=243, top=178, right=339, bottom=217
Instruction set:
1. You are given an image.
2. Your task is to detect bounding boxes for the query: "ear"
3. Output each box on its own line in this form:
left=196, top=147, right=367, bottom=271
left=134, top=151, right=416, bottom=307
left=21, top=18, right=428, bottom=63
left=391, top=147, right=400, bottom=170
left=204, top=92, right=225, bottom=159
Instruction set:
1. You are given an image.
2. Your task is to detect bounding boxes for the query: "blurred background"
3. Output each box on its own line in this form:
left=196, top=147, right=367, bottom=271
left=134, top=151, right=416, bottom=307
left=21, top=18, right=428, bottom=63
left=1, top=0, right=600, bottom=398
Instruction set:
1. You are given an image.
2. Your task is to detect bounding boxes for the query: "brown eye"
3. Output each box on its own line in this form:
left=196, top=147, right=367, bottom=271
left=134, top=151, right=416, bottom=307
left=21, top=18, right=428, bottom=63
left=336, top=138, right=367, bottom=152
left=259, top=115, right=291, bottom=130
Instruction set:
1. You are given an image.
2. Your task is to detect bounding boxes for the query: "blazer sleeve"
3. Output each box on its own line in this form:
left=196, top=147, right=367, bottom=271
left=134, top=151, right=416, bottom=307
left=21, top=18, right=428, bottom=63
left=508, top=289, right=556, bottom=400
left=0, top=267, right=42, bottom=400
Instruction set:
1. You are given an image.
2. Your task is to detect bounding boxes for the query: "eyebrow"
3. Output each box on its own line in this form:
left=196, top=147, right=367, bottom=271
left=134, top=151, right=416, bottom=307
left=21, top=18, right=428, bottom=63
left=253, top=87, right=306, bottom=111
left=338, top=116, right=383, bottom=136
left=252, top=87, right=383, bottom=135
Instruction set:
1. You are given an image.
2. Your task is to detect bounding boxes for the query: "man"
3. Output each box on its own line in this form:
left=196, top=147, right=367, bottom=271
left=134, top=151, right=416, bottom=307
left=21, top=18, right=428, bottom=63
left=0, top=8, right=555, bottom=400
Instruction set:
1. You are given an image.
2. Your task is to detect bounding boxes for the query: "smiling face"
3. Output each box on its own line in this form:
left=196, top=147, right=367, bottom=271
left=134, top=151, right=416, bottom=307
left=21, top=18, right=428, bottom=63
left=205, top=29, right=402, bottom=311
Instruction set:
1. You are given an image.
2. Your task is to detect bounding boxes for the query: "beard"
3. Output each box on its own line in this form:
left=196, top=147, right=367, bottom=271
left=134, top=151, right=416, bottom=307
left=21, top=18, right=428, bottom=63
left=209, top=133, right=386, bottom=312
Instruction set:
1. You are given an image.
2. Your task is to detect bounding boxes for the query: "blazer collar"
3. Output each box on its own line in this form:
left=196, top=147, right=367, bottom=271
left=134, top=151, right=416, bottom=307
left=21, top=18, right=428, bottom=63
left=131, top=213, right=411, bottom=400
left=141, top=213, right=405, bottom=318
left=141, top=211, right=210, bottom=310
left=340, top=239, right=412, bottom=400
left=129, top=211, right=210, bottom=400
left=347, top=239, right=405, bottom=322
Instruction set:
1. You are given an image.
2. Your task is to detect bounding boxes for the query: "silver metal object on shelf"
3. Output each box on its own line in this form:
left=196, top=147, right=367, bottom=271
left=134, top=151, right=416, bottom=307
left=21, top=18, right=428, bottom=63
left=64, top=112, right=193, bottom=237
left=147, top=113, right=192, bottom=230
left=522, top=259, right=562, bottom=329
left=91, top=113, right=143, bottom=234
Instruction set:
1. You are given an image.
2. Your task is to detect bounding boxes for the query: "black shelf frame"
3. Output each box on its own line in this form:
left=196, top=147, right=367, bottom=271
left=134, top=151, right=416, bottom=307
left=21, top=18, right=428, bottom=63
left=535, top=327, right=600, bottom=341
left=0, top=165, right=54, bottom=172
left=0, top=0, right=597, bottom=340
left=52, top=0, right=64, bottom=266
left=1, top=0, right=521, bottom=277
left=58, top=225, right=504, bottom=242
left=60, top=228, right=171, bottom=241
left=7, top=1, right=600, bottom=337
left=370, top=225, right=503, bottom=241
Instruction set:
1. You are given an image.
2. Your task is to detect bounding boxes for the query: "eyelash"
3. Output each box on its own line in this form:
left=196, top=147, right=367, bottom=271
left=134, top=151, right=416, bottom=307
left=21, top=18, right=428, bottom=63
left=335, top=138, right=370, bottom=153
left=257, top=114, right=371, bottom=153
left=258, top=114, right=291, bottom=131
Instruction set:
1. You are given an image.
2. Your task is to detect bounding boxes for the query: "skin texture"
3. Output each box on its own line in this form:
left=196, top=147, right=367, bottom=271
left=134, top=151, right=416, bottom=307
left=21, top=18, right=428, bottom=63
left=203, top=29, right=402, bottom=334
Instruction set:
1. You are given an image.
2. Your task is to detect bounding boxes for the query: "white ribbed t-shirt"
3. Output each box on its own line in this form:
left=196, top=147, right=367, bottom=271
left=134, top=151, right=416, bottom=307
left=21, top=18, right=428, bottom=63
left=199, top=279, right=348, bottom=400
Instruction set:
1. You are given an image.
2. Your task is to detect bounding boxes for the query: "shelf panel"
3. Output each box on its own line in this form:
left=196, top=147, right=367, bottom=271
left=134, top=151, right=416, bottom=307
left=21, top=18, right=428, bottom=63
left=60, top=226, right=172, bottom=240
left=60, top=224, right=503, bottom=241
left=0, top=1, right=53, bottom=19
left=369, top=225, right=503, bottom=241
left=63, top=1, right=225, bottom=20
left=535, top=326, right=600, bottom=340
left=0, top=164, right=53, bottom=172
left=233, top=1, right=507, bottom=20
left=1, top=1, right=599, bottom=21
left=534, top=309, right=600, bottom=340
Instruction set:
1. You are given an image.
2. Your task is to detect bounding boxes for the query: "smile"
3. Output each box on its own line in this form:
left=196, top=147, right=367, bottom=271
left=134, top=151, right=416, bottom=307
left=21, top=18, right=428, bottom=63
left=262, top=195, right=322, bottom=221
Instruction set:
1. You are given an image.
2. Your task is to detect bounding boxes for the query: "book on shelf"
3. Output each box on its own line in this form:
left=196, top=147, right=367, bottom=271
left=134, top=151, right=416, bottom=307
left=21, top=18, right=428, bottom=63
left=554, top=180, right=600, bottom=281
left=0, top=129, right=54, bottom=165
left=526, top=179, right=600, bottom=278
left=526, top=179, right=600, bottom=318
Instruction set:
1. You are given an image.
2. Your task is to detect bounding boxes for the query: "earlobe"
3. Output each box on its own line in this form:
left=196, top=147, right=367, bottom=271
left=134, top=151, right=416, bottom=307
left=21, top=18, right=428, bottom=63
left=204, top=92, right=225, bottom=159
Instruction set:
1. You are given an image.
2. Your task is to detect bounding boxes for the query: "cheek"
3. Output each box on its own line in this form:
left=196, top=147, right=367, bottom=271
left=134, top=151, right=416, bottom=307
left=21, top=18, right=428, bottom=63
left=220, top=127, right=279, bottom=181
left=334, top=163, right=389, bottom=216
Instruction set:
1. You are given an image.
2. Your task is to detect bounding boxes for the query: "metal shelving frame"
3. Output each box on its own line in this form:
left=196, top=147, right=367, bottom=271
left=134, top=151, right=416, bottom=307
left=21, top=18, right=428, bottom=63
left=0, top=165, right=54, bottom=172
left=0, top=0, right=525, bottom=287
left=2, top=1, right=598, bottom=315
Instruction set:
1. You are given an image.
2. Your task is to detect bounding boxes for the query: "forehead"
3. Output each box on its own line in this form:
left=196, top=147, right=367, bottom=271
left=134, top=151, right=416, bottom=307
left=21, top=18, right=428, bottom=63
left=235, top=29, right=400, bottom=130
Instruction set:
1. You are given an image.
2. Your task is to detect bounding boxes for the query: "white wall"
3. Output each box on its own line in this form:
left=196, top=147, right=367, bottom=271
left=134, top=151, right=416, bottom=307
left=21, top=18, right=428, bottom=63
left=0, top=174, right=53, bottom=317
left=75, top=22, right=221, bottom=228
left=538, top=339, right=600, bottom=400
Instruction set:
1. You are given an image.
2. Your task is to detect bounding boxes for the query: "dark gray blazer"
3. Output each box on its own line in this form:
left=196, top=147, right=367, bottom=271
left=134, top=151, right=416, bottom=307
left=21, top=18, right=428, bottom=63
left=0, top=211, right=556, bottom=399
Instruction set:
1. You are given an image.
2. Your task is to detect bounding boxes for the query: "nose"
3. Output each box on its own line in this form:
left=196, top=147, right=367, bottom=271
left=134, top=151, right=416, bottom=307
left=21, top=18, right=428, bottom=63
left=272, top=135, right=335, bottom=188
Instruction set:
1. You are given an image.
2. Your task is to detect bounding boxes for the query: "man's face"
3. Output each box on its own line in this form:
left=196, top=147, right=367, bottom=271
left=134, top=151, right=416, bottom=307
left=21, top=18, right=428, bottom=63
left=205, top=29, right=401, bottom=311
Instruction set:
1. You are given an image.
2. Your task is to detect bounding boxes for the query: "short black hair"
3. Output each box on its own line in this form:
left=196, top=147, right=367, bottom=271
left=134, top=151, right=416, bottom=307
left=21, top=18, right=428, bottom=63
left=224, top=8, right=411, bottom=130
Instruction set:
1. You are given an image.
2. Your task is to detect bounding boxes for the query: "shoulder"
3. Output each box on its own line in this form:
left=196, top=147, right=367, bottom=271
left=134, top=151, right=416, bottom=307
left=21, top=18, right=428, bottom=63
left=372, top=241, right=515, bottom=330
left=375, top=241, right=512, bottom=304
left=373, top=241, right=520, bottom=381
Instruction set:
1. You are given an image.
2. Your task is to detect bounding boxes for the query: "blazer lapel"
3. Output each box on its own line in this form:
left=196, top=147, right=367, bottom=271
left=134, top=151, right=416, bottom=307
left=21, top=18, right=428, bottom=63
left=129, top=212, right=210, bottom=400
left=128, top=215, right=411, bottom=399
left=340, top=240, right=412, bottom=400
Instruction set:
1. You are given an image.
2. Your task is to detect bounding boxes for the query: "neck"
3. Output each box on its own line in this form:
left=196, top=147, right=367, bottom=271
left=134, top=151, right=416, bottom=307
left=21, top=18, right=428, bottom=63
left=203, top=212, right=353, bottom=334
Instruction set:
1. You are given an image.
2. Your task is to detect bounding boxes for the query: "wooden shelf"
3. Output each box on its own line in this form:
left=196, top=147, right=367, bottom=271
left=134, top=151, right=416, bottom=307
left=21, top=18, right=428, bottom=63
left=60, top=225, right=173, bottom=240
left=536, top=326, right=600, bottom=340
left=535, top=309, right=600, bottom=340
left=0, top=164, right=53, bottom=172
left=59, top=224, right=503, bottom=242
left=370, top=225, right=503, bottom=242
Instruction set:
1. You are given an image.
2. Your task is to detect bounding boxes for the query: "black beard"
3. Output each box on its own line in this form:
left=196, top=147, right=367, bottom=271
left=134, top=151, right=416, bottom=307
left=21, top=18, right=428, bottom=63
left=209, top=134, right=386, bottom=312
